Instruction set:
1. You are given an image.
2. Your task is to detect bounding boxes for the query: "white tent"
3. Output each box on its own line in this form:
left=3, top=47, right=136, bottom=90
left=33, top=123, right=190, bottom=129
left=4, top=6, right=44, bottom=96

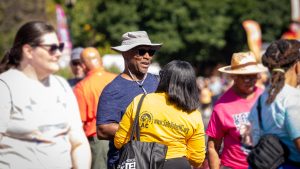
left=102, top=54, right=161, bottom=75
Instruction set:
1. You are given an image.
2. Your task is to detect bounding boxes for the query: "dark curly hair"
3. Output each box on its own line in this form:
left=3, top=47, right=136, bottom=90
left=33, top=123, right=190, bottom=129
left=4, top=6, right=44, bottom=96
left=262, top=39, right=300, bottom=104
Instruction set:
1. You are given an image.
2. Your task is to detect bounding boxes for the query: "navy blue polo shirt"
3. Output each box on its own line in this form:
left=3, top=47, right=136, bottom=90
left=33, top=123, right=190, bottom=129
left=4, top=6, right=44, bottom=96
left=96, top=73, right=159, bottom=167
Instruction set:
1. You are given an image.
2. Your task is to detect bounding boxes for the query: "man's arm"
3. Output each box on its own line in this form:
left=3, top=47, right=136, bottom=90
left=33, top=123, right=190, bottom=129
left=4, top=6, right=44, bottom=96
left=97, top=123, right=119, bottom=140
left=207, top=136, right=222, bottom=169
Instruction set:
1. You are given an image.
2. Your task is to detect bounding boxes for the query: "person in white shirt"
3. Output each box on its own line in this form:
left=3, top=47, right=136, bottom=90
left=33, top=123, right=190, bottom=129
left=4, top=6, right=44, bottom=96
left=0, top=21, right=91, bottom=169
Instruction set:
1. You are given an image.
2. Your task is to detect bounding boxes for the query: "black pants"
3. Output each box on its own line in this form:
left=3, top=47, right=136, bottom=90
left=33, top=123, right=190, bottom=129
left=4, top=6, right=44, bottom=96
left=163, top=157, right=191, bottom=169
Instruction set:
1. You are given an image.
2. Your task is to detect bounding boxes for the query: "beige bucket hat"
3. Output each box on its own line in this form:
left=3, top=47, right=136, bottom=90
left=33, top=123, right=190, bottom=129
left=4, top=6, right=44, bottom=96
left=111, top=31, right=162, bottom=52
left=218, top=52, right=267, bottom=74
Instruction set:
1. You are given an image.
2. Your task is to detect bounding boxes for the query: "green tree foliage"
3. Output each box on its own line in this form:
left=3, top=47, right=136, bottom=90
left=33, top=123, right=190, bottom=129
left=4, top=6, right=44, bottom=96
left=69, top=0, right=290, bottom=70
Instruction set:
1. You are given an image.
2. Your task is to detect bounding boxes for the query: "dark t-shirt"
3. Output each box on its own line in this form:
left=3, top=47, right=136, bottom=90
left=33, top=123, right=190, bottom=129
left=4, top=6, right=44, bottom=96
left=67, top=78, right=82, bottom=88
left=96, top=73, right=159, bottom=167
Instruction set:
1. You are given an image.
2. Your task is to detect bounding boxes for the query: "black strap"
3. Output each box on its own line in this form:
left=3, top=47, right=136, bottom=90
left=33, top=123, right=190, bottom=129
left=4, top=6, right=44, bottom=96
left=130, top=94, right=147, bottom=141
left=257, top=96, right=263, bottom=130
left=0, top=79, right=13, bottom=113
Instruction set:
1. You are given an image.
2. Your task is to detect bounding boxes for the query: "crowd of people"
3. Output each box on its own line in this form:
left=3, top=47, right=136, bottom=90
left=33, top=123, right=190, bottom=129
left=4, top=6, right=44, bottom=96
left=0, top=20, right=300, bottom=169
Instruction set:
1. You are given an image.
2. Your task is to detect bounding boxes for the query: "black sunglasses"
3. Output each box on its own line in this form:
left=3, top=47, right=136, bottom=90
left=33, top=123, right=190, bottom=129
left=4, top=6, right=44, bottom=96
left=137, top=49, right=156, bottom=56
left=37, top=43, right=65, bottom=53
left=71, top=60, right=81, bottom=66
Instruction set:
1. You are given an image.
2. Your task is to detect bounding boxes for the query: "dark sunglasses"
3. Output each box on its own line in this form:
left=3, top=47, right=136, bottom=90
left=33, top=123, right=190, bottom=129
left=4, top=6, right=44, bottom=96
left=37, top=43, right=65, bottom=53
left=238, top=74, right=258, bottom=79
left=137, top=48, right=156, bottom=56
left=71, top=60, right=81, bottom=66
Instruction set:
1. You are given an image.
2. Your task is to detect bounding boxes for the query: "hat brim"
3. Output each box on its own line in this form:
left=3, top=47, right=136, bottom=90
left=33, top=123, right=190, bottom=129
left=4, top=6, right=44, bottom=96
left=218, top=64, right=268, bottom=74
left=111, top=43, right=162, bottom=52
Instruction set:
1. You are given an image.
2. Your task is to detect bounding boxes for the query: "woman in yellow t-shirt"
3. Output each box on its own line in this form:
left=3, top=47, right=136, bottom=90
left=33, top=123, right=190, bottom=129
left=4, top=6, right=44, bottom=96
left=114, top=60, right=206, bottom=169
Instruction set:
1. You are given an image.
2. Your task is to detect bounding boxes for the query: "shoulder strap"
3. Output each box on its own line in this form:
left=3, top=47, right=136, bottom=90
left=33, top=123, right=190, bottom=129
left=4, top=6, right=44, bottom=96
left=0, top=79, right=14, bottom=113
left=257, top=96, right=263, bottom=130
left=130, top=94, right=147, bottom=141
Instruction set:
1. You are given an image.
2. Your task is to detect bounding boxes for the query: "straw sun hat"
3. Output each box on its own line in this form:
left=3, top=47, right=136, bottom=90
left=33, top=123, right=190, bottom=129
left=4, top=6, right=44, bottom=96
left=111, top=31, right=162, bottom=52
left=218, top=52, right=267, bottom=74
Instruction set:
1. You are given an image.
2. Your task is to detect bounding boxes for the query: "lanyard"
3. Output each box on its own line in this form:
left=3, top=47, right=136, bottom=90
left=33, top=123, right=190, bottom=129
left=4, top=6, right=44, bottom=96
left=128, top=69, right=148, bottom=94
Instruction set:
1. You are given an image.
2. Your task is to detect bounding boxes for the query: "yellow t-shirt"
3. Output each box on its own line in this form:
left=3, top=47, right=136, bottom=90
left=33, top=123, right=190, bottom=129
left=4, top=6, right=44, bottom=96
left=114, top=92, right=206, bottom=167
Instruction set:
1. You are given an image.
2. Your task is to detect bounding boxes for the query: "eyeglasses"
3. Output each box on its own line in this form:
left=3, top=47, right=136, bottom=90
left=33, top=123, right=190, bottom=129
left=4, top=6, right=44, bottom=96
left=36, top=43, right=65, bottom=53
left=137, top=48, right=156, bottom=56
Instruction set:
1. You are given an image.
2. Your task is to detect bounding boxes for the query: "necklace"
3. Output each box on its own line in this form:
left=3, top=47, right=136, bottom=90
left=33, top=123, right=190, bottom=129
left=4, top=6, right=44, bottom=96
left=128, top=68, right=148, bottom=94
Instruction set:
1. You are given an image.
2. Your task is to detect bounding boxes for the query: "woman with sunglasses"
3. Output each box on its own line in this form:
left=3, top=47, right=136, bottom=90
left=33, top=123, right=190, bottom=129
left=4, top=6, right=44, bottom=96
left=114, top=60, right=206, bottom=169
left=0, top=21, right=91, bottom=169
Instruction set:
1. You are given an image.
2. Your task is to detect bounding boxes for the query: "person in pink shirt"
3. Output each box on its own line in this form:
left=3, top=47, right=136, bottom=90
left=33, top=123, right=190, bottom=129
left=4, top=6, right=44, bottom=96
left=206, top=52, right=267, bottom=169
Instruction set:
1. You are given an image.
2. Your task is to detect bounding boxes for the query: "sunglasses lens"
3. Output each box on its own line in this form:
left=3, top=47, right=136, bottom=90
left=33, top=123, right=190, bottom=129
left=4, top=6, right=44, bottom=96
left=48, top=43, right=64, bottom=53
left=49, top=45, right=57, bottom=52
left=58, top=43, right=64, bottom=52
left=138, top=49, right=146, bottom=56
left=71, top=60, right=81, bottom=66
left=148, top=49, right=156, bottom=56
left=138, top=49, right=156, bottom=56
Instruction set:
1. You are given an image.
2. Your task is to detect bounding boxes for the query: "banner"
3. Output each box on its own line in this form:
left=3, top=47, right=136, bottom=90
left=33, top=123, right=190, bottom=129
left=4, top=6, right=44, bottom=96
left=291, top=0, right=300, bottom=22
left=242, top=20, right=262, bottom=62
left=282, top=0, right=300, bottom=40
left=281, top=23, right=300, bottom=40
left=56, top=4, right=72, bottom=68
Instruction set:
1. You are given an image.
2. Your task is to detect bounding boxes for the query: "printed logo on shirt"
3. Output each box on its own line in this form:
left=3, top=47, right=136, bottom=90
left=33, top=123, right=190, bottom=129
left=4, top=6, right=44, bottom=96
left=232, top=112, right=252, bottom=154
left=154, top=119, right=189, bottom=134
left=232, top=112, right=249, bottom=131
left=139, top=111, right=153, bottom=128
left=139, top=111, right=189, bottom=134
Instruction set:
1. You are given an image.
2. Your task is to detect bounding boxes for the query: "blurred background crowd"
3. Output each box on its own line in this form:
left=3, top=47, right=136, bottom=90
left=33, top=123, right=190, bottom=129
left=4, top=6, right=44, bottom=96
left=0, top=0, right=299, bottom=140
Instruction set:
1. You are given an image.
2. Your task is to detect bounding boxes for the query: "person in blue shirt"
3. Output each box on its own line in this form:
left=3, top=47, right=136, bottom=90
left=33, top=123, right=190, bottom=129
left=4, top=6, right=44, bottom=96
left=96, top=31, right=162, bottom=169
left=249, top=39, right=300, bottom=168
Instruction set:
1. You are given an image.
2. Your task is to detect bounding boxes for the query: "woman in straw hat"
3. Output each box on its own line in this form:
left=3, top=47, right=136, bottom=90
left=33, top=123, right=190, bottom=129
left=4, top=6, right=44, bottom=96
left=248, top=39, right=300, bottom=168
left=206, top=52, right=267, bottom=169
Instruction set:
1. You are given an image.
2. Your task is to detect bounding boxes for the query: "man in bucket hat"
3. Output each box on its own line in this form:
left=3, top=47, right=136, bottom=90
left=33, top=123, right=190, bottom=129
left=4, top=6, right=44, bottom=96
left=205, top=52, right=267, bottom=169
left=96, top=31, right=162, bottom=169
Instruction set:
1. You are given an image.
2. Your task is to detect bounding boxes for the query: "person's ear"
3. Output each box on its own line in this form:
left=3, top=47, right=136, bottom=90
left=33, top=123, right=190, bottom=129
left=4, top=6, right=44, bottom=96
left=295, top=61, right=300, bottom=86
left=22, top=44, right=34, bottom=59
left=295, top=61, right=300, bottom=75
